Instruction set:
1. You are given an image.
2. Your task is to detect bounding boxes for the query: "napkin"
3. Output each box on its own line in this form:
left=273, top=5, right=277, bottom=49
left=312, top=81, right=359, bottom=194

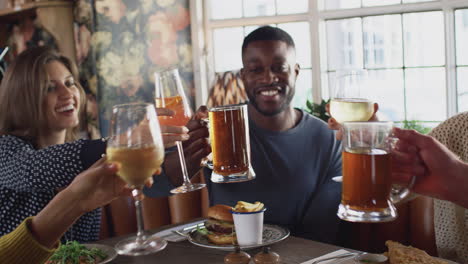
left=153, top=220, right=204, bottom=242
left=301, top=249, right=355, bottom=264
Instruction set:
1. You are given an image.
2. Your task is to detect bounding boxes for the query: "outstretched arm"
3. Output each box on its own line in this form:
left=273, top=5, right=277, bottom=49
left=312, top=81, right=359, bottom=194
left=0, top=158, right=134, bottom=264
left=392, top=128, right=468, bottom=209
left=29, top=158, right=130, bottom=248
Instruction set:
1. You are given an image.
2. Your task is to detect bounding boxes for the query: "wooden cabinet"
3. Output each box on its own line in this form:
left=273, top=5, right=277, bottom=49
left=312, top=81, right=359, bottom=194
left=0, top=0, right=76, bottom=62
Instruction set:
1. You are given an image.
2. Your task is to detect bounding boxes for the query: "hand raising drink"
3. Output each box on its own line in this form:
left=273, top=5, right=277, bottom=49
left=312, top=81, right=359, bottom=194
left=107, top=103, right=167, bottom=256
left=154, top=68, right=206, bottom=193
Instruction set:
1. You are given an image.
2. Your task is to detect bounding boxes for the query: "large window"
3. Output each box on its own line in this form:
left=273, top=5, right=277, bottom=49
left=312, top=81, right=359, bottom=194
left=194, top=0, right=468, bottom=125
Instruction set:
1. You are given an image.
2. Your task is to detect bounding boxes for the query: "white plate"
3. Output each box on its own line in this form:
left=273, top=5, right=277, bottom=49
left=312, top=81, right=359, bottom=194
left=83, top=244, right=118, bottom=264
left=187, top=224, right=289, bottom=251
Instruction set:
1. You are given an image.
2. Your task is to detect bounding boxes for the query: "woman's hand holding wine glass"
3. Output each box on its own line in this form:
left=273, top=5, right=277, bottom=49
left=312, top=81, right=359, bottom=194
left=106, top=103, right=167, bottom=256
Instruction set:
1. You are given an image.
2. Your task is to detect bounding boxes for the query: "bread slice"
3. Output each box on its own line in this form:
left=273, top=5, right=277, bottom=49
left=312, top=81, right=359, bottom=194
left=385, top=240, right=448, bottom=264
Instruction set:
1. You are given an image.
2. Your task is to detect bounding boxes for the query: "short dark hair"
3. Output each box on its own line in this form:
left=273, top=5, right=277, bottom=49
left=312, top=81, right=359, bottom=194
left=241, top=26, right=295, bottom=54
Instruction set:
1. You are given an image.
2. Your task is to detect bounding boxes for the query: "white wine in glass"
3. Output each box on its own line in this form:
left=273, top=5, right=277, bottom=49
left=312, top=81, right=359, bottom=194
left=330, top=70, right=374, bottom=123
left=107, top=103, right=167, bottom=256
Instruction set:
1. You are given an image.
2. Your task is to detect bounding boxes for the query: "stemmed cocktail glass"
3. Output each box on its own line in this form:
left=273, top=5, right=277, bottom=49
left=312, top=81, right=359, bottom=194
left=154, top=68, right=206, bottom=194
left=107, top=103, right=167, bottom=256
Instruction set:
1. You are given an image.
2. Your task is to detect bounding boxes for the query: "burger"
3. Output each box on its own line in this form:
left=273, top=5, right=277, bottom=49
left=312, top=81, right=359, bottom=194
left=204, top=204, right=237, bottom=245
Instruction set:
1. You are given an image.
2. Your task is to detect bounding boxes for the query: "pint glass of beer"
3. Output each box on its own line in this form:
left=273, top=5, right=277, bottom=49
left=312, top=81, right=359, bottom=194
left=208, top=104, right=255, bottom=183
left=338, top=121, right=412, bottom=223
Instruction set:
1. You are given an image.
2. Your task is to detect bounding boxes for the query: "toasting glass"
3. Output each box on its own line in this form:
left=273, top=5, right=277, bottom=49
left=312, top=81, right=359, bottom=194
left=154, top=68, right=206, bottom=194
left=107, top=103, right=167, bottom=256
left=338, top=121, right=414, bottom=223
left=329, top=70, right=374, bottom=123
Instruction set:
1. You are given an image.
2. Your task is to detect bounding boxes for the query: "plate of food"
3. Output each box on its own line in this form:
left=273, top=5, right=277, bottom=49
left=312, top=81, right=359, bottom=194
left=187, top=203, right=290, bottom=251
left=46, top=241, right=117, bottom=264
left=385, top=240, right=459, bottom=264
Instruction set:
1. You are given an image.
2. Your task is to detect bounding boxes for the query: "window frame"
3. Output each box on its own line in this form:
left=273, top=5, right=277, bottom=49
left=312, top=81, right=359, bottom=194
left=191, top=0, right=468, bottom=120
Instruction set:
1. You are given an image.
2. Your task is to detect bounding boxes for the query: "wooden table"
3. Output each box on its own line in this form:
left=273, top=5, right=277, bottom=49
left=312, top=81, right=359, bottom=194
left=97, top=227, right=346, bottom=264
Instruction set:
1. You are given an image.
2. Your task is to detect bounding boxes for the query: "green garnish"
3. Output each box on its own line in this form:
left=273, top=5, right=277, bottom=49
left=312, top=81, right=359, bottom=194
left=48, top=241, right=107, bottom=264
left=196, top=226, right=209, bottom=236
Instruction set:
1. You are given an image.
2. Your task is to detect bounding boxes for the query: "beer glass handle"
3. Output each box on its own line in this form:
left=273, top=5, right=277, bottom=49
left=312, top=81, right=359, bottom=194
left=390, top=176, right=416, bottom=203
left=388, top=136, right=416, bottom=203
left=200, top=153, right=213, bottom=169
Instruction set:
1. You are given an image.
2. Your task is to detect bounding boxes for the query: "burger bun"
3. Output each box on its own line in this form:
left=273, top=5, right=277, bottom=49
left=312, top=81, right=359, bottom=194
left=207, top=233, right=237, bottom=245
left=207, top=204, right=233, bottom=222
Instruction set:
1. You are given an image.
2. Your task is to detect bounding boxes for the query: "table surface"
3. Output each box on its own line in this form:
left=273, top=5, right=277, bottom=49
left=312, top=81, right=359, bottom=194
left=97, top=223, right=346, bottom=264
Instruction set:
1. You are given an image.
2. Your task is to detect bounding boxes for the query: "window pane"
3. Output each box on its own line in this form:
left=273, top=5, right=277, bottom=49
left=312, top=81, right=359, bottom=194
left=403, top=12, right=445, bottom=67
left=278, top=22, right=312, bottom=68
left=363, top=15, right=403, bottom=68
left=455, top=9, right=468, bottom=65
left=362, top=0, right=400, bottom=7
left=366, top=69, right=405, bottom=121
left=213, top=27, right=243, bottom=72
left=210, top=0, right=242, bottom=20
left=457, top=67, right=468, bottom=112
left=324, top=0, right=360, bottom=10
left=405, top=68, right=446, bottom=121
left=293, top=68, right=312, bottom=109
left=326, top=18, right=363, bottom=70
left=277, top=0, right=308, bottom=14
left=243, top=0, right=276, bottom=17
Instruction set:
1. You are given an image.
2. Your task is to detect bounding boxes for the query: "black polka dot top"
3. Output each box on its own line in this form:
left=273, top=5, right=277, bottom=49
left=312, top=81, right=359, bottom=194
left=0, top=135, right=105, bottom=243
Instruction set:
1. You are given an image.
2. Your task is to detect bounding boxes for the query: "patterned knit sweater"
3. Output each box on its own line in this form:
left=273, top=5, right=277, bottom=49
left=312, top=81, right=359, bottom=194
left=428, top=112, right=468, bottom=263
left=0, top=135, right=103, bottom=243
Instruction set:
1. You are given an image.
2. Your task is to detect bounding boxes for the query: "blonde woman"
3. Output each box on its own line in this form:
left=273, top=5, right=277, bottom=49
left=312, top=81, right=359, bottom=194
left=0, top=47, right=206, bottom=243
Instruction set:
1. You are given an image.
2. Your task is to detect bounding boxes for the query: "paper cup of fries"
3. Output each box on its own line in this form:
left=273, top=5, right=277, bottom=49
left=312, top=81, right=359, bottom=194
left=231, top=201, right=266, bottom=246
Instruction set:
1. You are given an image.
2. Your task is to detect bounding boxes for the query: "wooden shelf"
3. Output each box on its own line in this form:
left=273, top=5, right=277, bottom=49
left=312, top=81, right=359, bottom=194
left=0, top=1, right=72, bottom=22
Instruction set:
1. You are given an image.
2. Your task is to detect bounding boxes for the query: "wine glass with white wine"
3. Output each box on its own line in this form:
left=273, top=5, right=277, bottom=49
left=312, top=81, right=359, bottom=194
left=107, top=103, right=167, bottom=256
left=329, top=70, right=374, bottom=123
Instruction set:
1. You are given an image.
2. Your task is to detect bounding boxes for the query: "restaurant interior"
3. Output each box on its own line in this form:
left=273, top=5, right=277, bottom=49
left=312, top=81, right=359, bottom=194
left=0, top=0, right=467, bottom=263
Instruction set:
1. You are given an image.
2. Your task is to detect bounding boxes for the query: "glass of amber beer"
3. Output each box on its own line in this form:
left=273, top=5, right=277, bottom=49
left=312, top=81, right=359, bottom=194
left=338, top=121, right=412, bottom=223
left=208, top=104, right=255, bottom=183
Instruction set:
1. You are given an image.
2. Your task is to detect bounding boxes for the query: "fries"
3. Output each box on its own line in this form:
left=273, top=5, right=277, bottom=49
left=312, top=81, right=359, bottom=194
left=233, top=201, right=264, bottom=212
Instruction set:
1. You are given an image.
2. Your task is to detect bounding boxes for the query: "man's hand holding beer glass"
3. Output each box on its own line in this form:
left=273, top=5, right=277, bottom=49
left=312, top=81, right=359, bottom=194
left=391, top=127, right=468, bottom=209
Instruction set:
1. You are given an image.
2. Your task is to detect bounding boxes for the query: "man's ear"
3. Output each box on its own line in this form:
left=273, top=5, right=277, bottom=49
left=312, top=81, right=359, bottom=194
left=294, top=63, right=300, bottom=78
left=240, top=68, right=245, bottom=80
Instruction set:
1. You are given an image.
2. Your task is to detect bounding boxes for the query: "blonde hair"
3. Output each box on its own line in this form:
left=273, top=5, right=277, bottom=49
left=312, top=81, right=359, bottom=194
left=0, top=46, right=85, bottom=145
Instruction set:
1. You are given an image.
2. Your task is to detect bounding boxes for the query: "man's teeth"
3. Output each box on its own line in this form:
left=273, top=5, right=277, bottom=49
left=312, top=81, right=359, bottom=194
left=56, top=105, right=74, bottom=113
left=260, top=90, right=278, bottom=96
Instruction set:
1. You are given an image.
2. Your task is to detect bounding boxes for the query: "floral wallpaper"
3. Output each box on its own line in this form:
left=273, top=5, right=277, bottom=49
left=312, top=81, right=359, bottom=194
left=4, top=18, right=58, bottom=60
left=74, top=0, right=194, bottom=137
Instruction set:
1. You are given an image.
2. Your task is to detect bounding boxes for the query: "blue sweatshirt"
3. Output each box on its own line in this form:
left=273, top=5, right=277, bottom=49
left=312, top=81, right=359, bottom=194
left=204, top=109, right=342, bottom=244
